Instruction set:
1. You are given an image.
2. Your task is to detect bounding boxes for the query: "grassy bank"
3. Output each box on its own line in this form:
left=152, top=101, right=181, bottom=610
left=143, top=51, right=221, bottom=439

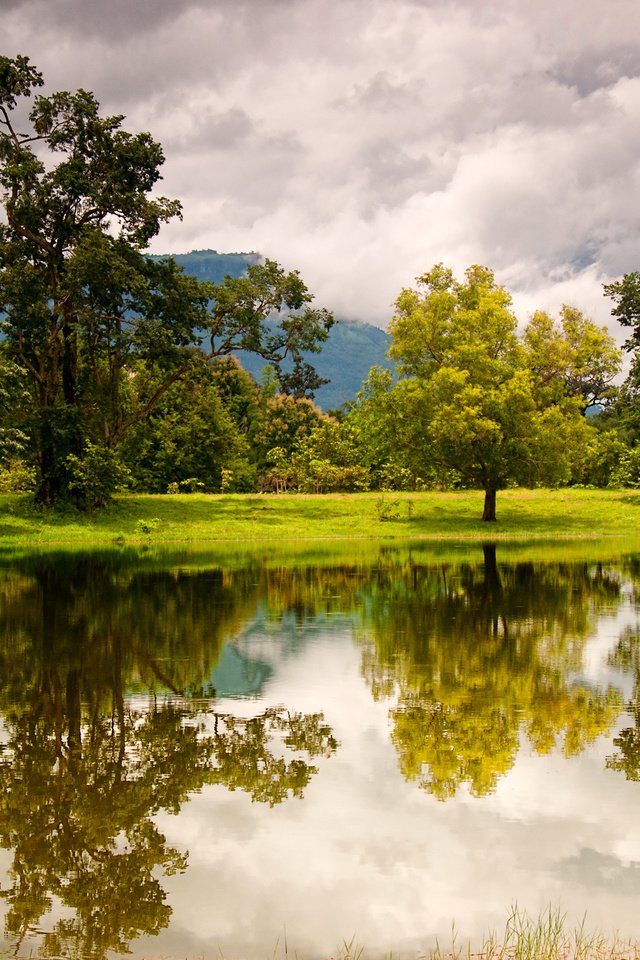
left=1, top=487, right=640, bottom=547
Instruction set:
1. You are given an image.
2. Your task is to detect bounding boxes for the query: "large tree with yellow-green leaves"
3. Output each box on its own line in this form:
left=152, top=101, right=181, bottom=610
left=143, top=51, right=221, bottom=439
left=385, top=264, right=620, bottom=520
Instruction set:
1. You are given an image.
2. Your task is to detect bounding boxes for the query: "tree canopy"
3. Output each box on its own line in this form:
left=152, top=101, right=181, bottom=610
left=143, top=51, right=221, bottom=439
left=379, top=264, right=620, bottom=519
left=0, top=55, right=333, bottom=507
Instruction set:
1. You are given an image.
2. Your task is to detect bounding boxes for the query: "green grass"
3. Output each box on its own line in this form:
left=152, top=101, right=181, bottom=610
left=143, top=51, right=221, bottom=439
left=1, top=488, right=640, bottom=549
left=426, top=906, right=639, bottom=960
left=276, top=907, right=640, bottom=960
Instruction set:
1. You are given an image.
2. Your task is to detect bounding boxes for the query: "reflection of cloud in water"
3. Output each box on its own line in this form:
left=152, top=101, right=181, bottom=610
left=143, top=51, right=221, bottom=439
left=235, top=604, right=359, bottom=669
left=3, top=553, right=640, bottom=959
left=152, top=593, right=640, bottom=959
left=556, top=847, right=640, bottom=893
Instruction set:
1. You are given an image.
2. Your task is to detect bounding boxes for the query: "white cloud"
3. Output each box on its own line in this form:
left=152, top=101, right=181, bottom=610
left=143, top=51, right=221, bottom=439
left=4, top=0, right=640, bottom=331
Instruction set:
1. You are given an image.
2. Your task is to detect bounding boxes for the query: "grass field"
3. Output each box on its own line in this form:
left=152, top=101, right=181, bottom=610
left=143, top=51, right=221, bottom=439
left=1, top=487, right=640, bottom=547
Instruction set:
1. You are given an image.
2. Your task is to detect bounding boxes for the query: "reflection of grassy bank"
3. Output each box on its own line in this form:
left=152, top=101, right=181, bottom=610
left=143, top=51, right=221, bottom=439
left=1, top=488, right=640, bottom=548
left=3, top=534, right=640, bottom=573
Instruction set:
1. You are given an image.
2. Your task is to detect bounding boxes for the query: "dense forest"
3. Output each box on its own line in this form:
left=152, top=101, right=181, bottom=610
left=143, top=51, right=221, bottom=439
left=3, top=55, right=640, bottom=520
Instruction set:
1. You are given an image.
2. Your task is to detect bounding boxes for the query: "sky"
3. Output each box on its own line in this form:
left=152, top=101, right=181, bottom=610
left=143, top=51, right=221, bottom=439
left=4, top=0, right=640, bottom=333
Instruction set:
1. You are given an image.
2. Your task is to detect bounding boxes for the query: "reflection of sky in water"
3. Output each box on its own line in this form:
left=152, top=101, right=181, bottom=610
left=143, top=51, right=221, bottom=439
left=134, top=592, right=640, bottom=960
left=4, top=560, right=640, bottom=960
left=209, top=643, right=273, bottom=698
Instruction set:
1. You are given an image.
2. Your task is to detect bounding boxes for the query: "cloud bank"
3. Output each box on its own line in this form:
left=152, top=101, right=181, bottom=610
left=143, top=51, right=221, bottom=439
left=4, top=0, right=640, bottom=331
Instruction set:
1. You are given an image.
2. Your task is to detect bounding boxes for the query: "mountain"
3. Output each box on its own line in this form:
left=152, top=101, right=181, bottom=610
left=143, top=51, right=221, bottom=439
left=156, top=249, right=393, bottom=410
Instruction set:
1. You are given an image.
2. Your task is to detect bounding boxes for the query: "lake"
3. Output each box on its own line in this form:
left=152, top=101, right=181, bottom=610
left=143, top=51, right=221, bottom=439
left=1, top=541, right=640, bottom=959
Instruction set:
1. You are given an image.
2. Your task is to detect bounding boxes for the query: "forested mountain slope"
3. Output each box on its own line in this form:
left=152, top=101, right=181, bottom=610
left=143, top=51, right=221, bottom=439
left=156, top=249, right=392, bottom=410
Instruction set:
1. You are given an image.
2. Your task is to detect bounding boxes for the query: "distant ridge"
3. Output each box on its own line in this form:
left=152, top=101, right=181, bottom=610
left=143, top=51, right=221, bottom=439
left=160, top=249, right=262, bottom=283
left=155, top=248, right=392, bottom=410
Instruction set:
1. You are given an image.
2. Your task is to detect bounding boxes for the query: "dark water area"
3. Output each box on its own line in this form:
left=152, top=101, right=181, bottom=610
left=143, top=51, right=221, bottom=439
left=1, top=544, right=640, bottom=959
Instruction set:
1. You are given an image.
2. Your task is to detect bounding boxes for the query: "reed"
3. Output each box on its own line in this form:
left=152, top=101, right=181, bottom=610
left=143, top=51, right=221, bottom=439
left=429, top=907, right=638, bottom=960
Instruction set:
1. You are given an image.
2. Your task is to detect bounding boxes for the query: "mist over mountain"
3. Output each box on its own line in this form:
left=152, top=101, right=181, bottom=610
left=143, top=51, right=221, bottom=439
left=156, top=249, right=393, bottom=410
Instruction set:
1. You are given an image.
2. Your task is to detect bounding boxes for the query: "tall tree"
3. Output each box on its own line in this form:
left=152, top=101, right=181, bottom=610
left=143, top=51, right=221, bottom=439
left=0, top=56, right=333, bottom=506
left=386, top=264, right=617, bottom=519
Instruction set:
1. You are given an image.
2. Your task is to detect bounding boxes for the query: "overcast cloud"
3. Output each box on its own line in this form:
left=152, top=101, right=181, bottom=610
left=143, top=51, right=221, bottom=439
left=4, top=0, right=640, bottom=330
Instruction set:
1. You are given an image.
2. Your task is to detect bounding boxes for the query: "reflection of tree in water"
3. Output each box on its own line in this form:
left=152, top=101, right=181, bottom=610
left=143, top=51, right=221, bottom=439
left=606, top=623, right=640, bottom=780
left=0, top=557, right=337, bottom=960
left=358, top=546, right=624, bottom=800
left=212, top=707, right=338, bottom=805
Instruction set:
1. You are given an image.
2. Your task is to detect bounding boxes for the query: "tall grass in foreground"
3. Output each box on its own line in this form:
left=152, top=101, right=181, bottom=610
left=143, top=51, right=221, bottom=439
left=429, top=907, right=638, bottom=960
left=327, top=908, right=640, bottom=960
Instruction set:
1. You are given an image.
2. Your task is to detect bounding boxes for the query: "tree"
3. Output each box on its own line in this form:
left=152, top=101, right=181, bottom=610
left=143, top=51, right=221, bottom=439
left=0, top=56, right=333, bottom=507
left=254, top=392, right=328, bottom=485
left=603, top=272, right=640, bottom=349
left=120, top=354, right=255, bottom=493
left=523, top=306, right=620, bottom=413
left=284, top=418, right=371, bottom=492
left=0, top=56, right=193, bottom=505
left=0, top=351, right=30, bottom=460
left=386, top=264, right=613, bottom=520
left=602, top=272, right=640, bottom=445
left=347, top=367, right=433, bottom=490
left=204, top=257, right=333, bottom=382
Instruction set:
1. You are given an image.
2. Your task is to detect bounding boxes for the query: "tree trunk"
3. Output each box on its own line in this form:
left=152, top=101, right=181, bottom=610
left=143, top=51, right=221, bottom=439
left=482, top=487, right=497, bottom=522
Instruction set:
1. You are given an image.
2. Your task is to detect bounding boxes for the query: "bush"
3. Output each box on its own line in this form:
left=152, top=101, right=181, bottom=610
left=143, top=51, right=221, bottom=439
left=608, top=447, right=640, bottom=488
left=0, top=458, right=36, bottom=493
left=66, top=442, right=130, bottom=510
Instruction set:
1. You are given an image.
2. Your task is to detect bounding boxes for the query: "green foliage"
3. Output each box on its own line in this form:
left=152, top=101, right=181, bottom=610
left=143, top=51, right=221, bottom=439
left=600, top=272, right=640, bottom=452
left=205, top=257, right=334, bottom=394
left=568, top=428, right=640, bottom=488
left=66, top=441, right=131, bottom=509
left=346, top=367, right=445, bottom=489
left=375, top=496, right=402, bottom=521
left=0, top=55, right=193, bottom=504
left=261, top=418, right=371, bottom=492
left=0, top=355, right=30, bottom=460
left=289, top=420, right=371, bottom=492
left=604, top=271, right=640, bottom=350
left=382, top=264, right=620, bottom=518
left=0, top=457, right=36, bottom=492
left=608, top=447, right=640, bottom=488
left=255, top=393, right=328, bottom=486
left=523, top=306, right=620, bottom=411
left=121, top=357, right=254, bottom=493
left=0, top=58, right=332, bottom=507
left=135, top=517, right=161, bottom=535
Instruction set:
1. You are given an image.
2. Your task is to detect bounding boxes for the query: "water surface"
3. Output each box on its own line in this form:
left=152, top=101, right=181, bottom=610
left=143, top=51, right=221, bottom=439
left=1, top=542, right=640, bottom=959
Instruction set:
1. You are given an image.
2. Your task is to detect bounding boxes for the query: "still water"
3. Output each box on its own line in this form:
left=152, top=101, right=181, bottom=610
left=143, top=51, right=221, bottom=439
left=1, top=542, right=640, bottom=959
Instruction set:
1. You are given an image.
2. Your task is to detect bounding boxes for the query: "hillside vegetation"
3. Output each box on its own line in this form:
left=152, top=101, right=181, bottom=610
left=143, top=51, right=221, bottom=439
left=157, top=248, right=393, bottom=410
